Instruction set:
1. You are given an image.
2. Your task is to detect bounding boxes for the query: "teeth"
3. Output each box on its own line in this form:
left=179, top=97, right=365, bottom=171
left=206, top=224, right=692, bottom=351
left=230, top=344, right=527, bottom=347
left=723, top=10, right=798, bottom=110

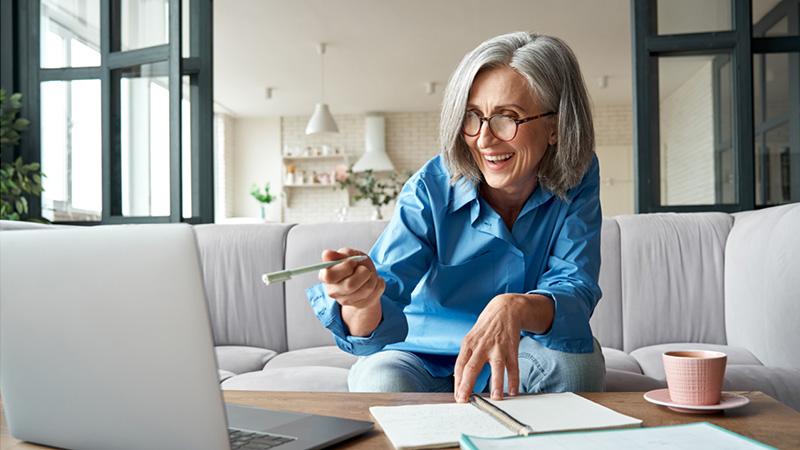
left=485, top=153, right=512, bottom=162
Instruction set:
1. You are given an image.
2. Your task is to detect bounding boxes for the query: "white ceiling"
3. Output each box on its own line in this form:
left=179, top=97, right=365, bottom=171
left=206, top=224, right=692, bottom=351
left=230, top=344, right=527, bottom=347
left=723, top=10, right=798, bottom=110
left=213, top=0, right=633, bottom=118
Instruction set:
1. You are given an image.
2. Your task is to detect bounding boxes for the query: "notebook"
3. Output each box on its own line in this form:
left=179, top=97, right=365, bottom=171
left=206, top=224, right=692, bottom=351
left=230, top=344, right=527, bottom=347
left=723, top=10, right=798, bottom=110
left=0, top=224, right=373, bottom=450
left=370, top=392, right=642, bottom=450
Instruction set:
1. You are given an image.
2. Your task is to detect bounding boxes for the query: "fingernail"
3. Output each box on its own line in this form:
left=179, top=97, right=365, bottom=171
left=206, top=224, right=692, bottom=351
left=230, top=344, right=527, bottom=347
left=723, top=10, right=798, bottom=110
left=491, top=389, right=502, bottom=400
left=456, top=393, right=467, bottom=403
left=509, top=389, right=518, bottom=397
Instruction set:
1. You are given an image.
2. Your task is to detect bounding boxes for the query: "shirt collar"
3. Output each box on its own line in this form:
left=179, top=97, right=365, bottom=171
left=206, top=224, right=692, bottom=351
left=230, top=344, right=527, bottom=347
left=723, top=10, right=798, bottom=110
left=448, top=177, right=478, bottom=214
left=449, top=178, right=556, bottom=218
left=519, top=182, right=556, bottom=216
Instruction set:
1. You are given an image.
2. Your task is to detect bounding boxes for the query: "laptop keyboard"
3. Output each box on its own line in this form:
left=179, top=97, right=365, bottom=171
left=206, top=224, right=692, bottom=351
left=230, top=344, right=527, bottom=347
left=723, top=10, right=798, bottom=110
left=229, top=428, right=297, bottom=449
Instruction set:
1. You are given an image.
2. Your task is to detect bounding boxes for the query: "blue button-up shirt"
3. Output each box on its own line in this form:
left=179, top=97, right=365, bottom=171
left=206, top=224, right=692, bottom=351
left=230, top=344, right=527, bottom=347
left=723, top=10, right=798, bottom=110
left=307, top=154, right=602, bottom=392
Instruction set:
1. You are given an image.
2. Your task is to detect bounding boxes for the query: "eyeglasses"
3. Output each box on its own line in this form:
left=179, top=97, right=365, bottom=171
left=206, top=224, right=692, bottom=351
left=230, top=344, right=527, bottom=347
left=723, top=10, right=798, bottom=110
left=462, top=110, right=556, bottom=142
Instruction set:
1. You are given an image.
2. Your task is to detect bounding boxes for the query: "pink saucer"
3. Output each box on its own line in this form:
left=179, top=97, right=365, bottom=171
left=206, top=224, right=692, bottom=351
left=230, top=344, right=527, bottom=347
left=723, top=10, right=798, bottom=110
left=644, top=389, right=750, bottom=414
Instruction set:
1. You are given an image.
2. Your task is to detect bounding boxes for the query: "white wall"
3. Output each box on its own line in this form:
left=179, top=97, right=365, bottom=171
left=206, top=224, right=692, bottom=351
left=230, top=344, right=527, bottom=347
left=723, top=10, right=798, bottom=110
left=594, top=105, right=634, bottom=217
left=232, top=117, right=283, bottom=221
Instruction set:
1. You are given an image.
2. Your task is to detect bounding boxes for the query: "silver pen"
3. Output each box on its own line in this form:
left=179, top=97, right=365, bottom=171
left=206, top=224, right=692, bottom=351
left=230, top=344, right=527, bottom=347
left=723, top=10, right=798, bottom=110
left=262, top=255, right=368, bottom=285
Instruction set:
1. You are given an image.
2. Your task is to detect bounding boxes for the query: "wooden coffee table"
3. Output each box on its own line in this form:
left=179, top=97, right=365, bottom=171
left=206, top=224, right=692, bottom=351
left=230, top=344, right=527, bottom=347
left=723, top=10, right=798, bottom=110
left=3, top=391, right=799, bottom=449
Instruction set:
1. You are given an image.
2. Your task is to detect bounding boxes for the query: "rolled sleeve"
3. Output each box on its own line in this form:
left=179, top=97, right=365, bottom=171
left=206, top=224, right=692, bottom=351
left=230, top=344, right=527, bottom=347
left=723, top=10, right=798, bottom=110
left=306, top=283, right=409, bottom=356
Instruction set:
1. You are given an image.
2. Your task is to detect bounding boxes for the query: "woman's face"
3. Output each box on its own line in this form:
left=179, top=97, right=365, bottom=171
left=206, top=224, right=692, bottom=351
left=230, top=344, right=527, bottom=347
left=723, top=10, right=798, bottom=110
left=464, top=66, right=557, bottom=201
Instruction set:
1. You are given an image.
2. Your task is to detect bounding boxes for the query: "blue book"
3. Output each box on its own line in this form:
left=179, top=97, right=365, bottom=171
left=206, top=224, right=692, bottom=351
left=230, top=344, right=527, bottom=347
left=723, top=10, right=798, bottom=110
left=460, top=422, right=776, bottom=450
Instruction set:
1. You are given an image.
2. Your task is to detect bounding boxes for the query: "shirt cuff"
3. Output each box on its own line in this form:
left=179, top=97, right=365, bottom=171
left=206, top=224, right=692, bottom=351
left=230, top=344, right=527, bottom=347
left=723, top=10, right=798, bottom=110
left=306, top=283, right=409, bottom=356
left=524, top=288, right=594, bottom=353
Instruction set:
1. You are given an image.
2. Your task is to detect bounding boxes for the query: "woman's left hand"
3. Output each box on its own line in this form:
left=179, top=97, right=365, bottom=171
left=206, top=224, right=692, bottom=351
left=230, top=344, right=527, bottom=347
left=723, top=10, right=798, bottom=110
left=454, top=294, right=524, bottom=402
left=453, top=293, right=555, bottom=402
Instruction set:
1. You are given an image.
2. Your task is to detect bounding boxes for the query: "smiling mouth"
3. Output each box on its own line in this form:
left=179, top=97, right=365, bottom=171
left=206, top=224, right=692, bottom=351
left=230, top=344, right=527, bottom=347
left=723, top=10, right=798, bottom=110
left=484, top=153, right=513, bottom=165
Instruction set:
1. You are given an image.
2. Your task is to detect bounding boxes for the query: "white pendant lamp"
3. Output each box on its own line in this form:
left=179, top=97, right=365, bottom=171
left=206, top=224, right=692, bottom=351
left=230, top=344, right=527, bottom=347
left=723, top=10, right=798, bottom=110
left=306, top=43, right=339, bottom=135
left=352, top=115, right=396, bottom=173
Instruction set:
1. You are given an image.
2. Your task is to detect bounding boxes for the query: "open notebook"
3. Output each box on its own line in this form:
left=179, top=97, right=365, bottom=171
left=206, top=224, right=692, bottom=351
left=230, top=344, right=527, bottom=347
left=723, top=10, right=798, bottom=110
left=370, top=393, right=642, bottom=450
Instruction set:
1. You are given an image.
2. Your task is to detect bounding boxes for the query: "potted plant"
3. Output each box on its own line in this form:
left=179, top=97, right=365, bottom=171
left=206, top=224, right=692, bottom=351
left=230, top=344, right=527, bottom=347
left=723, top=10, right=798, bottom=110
left=250, top=182, right=279, bottom=219
left=334, top=164, right=411, bottom=220
left=0, top=89, right=46, bottom=222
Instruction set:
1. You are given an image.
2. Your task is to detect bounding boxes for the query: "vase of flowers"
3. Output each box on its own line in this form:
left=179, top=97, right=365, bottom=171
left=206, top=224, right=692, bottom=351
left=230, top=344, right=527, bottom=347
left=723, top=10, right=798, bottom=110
left=334, top=164, right=411, bottom=220
left=249, top=182, right=278, bottom=219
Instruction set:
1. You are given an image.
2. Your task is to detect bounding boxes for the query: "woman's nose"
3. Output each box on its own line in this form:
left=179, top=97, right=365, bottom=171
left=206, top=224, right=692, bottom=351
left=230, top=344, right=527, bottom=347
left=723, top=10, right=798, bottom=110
left=476, top=119, right=500, bottom=148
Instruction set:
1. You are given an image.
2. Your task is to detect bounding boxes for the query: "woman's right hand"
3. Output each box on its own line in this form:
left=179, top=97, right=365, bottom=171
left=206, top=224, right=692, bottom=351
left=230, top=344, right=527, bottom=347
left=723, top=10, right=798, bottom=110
left=318, top=248, right=384, bottom=336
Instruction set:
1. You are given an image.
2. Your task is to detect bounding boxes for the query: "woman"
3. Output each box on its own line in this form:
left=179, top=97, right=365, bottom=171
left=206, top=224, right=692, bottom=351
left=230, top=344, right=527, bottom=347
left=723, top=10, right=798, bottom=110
left=306, top=32, right=604, bottom=402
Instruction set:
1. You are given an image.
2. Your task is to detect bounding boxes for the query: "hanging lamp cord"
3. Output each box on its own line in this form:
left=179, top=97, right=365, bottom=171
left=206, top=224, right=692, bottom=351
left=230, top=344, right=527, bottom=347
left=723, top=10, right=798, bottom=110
left=319, top=43, right=326, bottom=103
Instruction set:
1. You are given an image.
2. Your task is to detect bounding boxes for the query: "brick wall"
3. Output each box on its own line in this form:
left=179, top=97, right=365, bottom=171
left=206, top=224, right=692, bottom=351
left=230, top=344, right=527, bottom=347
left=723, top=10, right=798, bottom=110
left=660, top=61, right=715, bottom=205
left=594, top=105, right=634, bottom=216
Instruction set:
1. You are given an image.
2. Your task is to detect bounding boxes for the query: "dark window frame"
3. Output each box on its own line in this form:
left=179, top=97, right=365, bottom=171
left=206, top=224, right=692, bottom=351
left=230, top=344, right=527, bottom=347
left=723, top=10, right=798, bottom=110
left=632, top=0, right=799, bottom=213
left=0, top=0, right=214, bottom=224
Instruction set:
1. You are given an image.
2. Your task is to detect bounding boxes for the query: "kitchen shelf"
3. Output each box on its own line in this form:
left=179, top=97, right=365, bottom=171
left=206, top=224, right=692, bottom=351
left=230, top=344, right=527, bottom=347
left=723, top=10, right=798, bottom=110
left=283, top=183, right=338, bottom=188
left=282, top=153, right=350, bottom=208
left=282, top=154, right=349, bottom=161
left=282, top=183, right=344, bottom=207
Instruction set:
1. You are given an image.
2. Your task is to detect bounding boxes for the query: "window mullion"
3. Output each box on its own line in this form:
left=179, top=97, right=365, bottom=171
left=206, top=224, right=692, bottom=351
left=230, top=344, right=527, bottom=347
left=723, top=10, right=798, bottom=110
left=733, top=0, right=755, bottom=210
left=168, top=0, right=182, bottom=222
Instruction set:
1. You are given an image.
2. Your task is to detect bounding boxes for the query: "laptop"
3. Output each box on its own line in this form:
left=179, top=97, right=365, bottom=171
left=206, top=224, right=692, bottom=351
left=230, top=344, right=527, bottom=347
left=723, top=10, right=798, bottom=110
left=0, top=224, right=373, bottom=450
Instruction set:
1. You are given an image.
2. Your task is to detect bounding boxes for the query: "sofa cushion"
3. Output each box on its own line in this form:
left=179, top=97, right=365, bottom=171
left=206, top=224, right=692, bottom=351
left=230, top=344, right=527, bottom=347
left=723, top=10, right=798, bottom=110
left=283, top=221, right=390, bottom=351
left=0, top=220, right=69, bottom=231
left=723, top=365, right=800, bottom=413
left=604, top=369, right=666, bottom=392
left=263, top=346, right=358, bottom=370
left=195, top=224, right=295, bottom=352
left=218, top=370, right=236, bottom=383
left=602, top=347, right=642, bottom=374
left=616, top=212, right=732, bottom=352
left=215, top=345, right=278, bottom=374
left=726, top=203, right=800, bottom=370
left=591, top=218, right=623, bottom=350
left=629, top=343, right=763, bottom=379
left=221, top=367, right=350, bottom=392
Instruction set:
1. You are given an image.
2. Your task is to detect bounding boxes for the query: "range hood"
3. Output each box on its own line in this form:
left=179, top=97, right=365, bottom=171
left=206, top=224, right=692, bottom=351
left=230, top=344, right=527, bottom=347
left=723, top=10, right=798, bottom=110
left=352, top=115, right=396, bottom=173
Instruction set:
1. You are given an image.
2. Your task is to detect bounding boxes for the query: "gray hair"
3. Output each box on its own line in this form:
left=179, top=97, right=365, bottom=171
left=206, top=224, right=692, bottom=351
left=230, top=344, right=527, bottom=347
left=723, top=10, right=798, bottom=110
left=440, top=32, right=595, bottom=200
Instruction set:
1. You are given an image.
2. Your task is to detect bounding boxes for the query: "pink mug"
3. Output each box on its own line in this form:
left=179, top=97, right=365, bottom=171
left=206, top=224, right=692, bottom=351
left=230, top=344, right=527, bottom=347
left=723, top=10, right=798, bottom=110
left=662, top=350, right=727, bottom=405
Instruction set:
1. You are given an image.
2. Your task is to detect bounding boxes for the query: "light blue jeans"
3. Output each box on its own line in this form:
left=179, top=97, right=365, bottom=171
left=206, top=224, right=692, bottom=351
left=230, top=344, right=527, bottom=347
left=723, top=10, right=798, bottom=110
left=348, top=336, right=606, bottom=393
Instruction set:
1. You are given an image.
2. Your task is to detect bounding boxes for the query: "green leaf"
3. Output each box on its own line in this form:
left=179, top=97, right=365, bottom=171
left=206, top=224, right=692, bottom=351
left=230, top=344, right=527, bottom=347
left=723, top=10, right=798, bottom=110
left=9, top=93, right=23, bottom=109
left=13, top=118, right=29, bottom=131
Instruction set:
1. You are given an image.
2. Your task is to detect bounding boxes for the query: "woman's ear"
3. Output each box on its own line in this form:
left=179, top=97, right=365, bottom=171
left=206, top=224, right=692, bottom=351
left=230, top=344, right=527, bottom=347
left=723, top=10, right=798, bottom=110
left=548, top=121, right=558, bottom=146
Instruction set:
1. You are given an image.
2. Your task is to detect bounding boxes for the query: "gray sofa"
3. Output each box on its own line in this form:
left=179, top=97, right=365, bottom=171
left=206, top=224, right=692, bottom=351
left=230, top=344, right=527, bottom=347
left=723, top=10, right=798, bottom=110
left=2, top=203, right=798, bottom=411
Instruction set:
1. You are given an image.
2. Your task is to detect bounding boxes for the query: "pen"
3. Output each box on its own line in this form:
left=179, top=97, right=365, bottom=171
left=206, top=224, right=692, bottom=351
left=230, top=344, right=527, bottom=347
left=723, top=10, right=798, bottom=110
left=261, top=255, right=368, bottom=285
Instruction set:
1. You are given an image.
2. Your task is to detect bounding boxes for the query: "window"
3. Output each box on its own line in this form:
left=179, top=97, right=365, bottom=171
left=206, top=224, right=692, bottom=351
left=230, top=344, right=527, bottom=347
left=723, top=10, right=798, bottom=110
left=632, top=0, right=799, bottom=213
left=2, top=0, right=213, bottom=224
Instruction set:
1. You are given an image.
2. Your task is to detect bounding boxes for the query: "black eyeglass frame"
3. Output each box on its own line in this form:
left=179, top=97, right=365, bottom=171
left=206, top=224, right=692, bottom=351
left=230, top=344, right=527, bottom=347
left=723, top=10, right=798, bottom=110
left=462, top=110, right=557, bottom=142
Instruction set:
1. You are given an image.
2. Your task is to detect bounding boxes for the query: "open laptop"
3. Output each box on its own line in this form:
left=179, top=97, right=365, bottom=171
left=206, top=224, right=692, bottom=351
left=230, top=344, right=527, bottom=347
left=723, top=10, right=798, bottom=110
left=0, top=224, right=373, bottom=450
